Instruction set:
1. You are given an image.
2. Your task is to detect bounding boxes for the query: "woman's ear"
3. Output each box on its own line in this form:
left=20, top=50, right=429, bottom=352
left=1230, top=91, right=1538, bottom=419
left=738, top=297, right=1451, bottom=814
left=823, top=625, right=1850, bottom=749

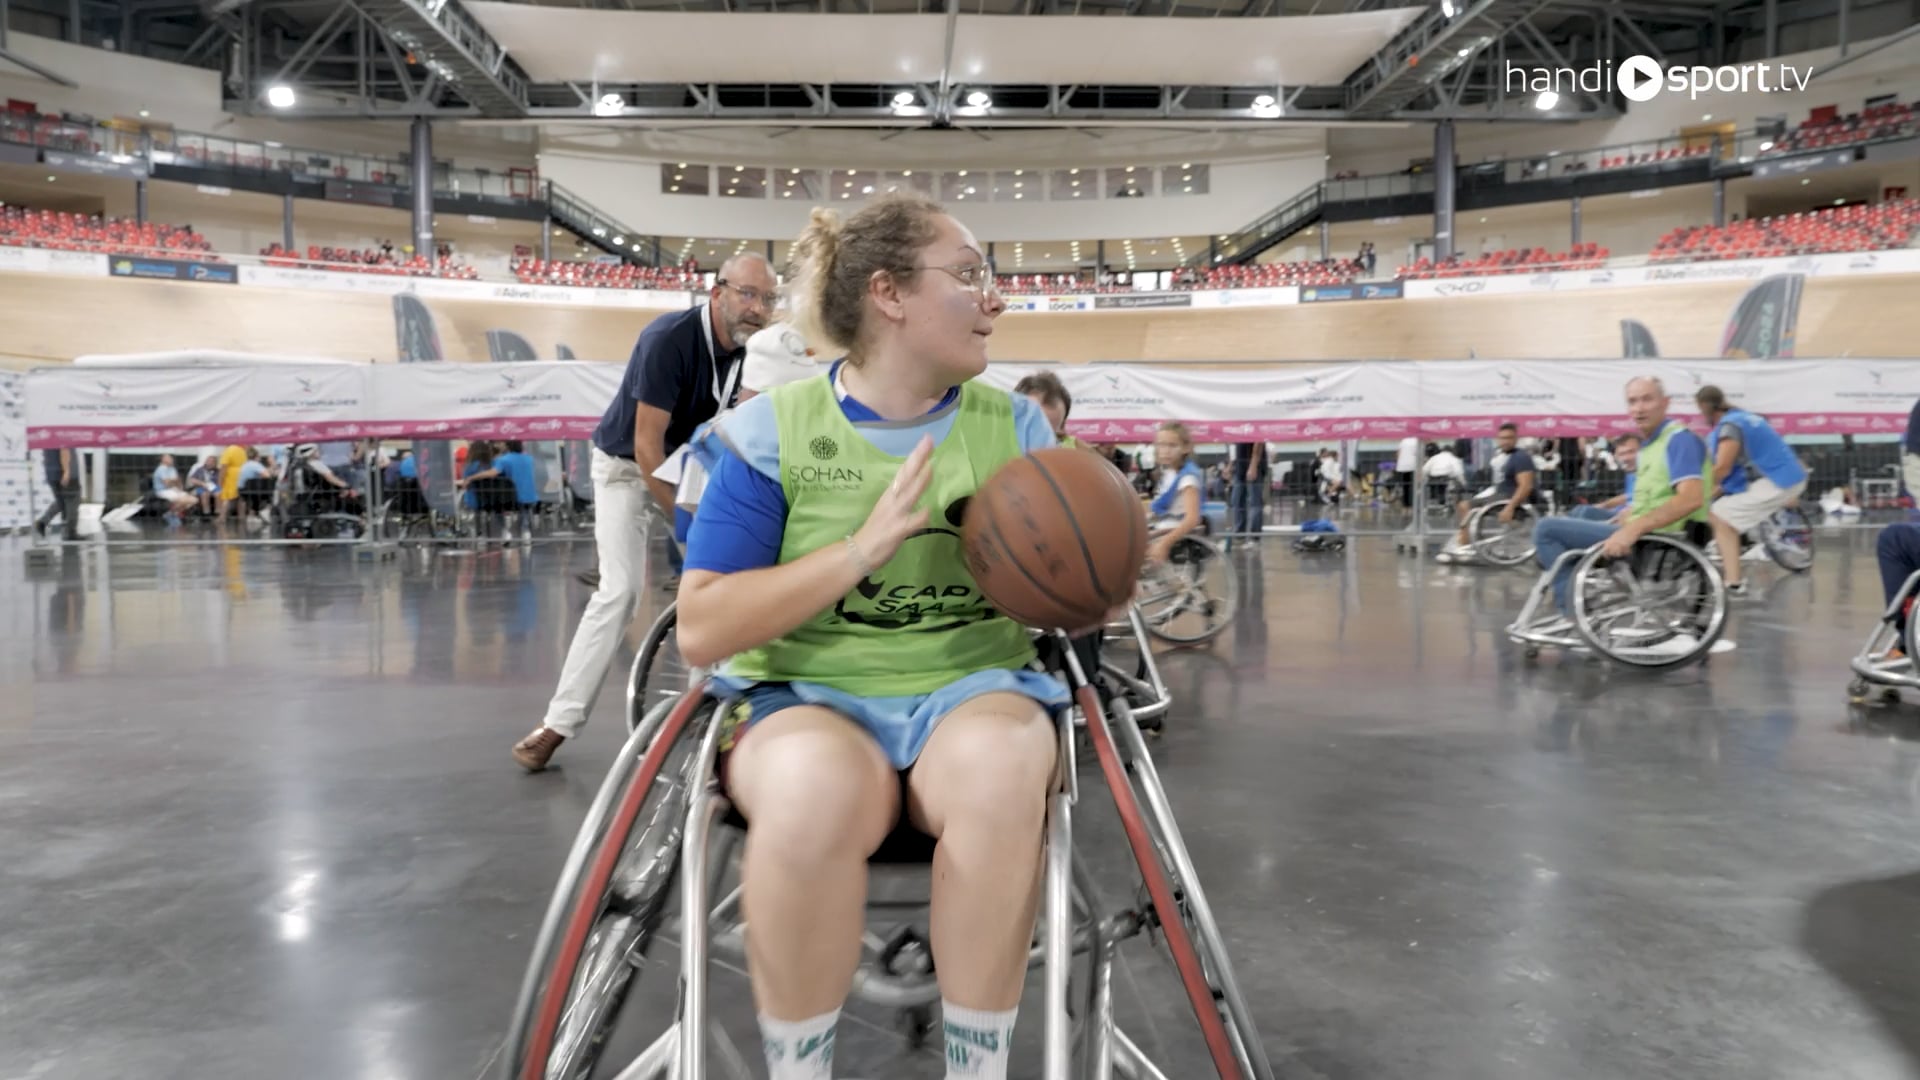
left=868, top=268, right=908, bottom=324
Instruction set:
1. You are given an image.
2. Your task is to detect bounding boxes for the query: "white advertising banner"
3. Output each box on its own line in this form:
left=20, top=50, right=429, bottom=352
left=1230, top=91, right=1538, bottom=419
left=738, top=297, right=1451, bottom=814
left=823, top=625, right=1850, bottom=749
left=24, top=357, right=1920, bottom=448
left=1400, top=248, right=1920, bottom=300
left=237, top=263, right=700, bottom=310
left=369, top=361, right=623, bottom=440
left=0, top=246, right=108, bottom=278
left=25, top=360, right=627, bottom=448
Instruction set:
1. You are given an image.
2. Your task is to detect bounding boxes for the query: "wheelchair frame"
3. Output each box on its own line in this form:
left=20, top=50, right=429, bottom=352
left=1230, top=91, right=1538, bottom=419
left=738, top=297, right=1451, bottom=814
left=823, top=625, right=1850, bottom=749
left=1134, top=529, right=1240, bottom=646
left=506, top=607, right=1269, bottom=1080
left=1506, top=530, right=1729, bottom=670
left=1456, top=497, right=1542, bottom=568
left=1847, top=569, right=1920, bottom=706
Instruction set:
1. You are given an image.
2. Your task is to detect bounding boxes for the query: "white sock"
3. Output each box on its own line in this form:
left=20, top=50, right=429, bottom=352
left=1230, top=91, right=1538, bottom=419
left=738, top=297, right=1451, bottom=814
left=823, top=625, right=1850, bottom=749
left=942, top=1001, right=1018, bottom=1080
left=758, top=1010, right=839, bottom=1080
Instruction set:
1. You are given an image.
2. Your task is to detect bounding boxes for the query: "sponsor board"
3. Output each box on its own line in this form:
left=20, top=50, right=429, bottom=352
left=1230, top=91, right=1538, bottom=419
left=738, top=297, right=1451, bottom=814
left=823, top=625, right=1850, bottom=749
left=1300, top=281, right=1404, bottom=303
left=1092, top=293, right=1194, bottom=310
left=109, top=256, right=238, bottom=284
left=0, top=246, right=108, bottom=277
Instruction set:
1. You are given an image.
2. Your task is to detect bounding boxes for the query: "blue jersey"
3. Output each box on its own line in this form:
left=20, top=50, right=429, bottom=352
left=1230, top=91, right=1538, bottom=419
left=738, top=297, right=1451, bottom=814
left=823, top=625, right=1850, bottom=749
left=1709, top=409, right=1805, bottom=493
left=1150, top=460, right=1204, bottom=518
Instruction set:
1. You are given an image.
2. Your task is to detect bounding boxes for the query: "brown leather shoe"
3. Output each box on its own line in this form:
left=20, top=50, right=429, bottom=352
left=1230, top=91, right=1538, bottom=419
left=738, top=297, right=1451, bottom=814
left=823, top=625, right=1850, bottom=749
left=513, top=727, right=567, bottom=771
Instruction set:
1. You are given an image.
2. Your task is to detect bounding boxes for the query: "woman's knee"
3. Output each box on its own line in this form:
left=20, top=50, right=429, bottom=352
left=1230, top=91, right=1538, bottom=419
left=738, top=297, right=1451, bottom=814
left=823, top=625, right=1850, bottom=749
left=732, top=715, right=897, bottom=860
left=913, top=699, right=1057, bottom=836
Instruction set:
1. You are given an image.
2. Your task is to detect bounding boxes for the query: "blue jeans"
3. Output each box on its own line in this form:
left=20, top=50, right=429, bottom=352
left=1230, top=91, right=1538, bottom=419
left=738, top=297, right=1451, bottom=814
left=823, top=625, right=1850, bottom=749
left=1534, top=517, right=1620, bottom=613
left=1877, top=523, right=1920, bottom=628
left=1568, top=505, right=1617, bottom=522
left=1229, top=481, right=1264, bottom=534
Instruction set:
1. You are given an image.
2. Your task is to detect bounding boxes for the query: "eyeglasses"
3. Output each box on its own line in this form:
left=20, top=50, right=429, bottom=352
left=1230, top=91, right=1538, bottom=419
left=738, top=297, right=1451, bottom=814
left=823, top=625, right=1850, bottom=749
left=913, top=257, right=1006, bottom=295
left=716, top=279, right=782, bottom=310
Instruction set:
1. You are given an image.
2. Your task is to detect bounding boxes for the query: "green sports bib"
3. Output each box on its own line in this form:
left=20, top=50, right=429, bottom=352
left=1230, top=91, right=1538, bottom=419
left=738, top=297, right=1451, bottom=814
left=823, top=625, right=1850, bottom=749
left=726, top=375, right=1037, bottom=696
left=1629, top=420, right=1712, bottom=533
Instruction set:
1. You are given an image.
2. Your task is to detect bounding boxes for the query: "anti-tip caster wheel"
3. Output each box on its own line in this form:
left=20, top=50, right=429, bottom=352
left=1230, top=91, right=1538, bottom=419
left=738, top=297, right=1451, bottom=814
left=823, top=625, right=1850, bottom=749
left=900, top=1004, right=936, bottom=1049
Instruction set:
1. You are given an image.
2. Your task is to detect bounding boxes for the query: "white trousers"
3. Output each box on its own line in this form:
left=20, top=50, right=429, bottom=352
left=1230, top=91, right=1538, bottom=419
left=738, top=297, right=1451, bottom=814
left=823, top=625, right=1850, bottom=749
left=542, top=447, right=653, bottom=737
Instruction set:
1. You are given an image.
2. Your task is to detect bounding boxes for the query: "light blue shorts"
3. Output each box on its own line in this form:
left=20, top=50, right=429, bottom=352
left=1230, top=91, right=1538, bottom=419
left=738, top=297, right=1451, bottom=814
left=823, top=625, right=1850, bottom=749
left=710, top=668, right=1071, bottom=769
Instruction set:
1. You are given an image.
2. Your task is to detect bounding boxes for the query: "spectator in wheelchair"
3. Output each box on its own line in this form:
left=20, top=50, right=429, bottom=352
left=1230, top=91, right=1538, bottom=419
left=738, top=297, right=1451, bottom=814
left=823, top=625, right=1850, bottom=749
left=673, top=193, right=1070, bottom=1080
left=186, top=455, right=220, bottom=516
left=1148, top=421, right=1205, bottom=565
left=1438, top=421, right=1534, bottom=562
left=1568, top=431, right=1638, bottom=521
left=150, top=453, right=198, bottom=524
left=1532, top=376, right=1709, bottom=621
left=1013, top=370, right=1079, bottom=448
left=1696, top=384, right=1808, bottom=597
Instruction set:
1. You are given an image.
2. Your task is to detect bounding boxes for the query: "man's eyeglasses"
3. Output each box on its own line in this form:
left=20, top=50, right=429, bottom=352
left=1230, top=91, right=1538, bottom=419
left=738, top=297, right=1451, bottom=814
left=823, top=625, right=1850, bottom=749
left=716, top=280, right=782, bottom=310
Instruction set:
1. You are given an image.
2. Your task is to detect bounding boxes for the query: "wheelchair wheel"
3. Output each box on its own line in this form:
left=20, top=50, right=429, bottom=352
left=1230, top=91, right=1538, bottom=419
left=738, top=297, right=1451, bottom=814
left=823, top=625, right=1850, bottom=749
left=1077, top=686, right=1273, bottom=1080
left=1466, top=499, right=1538, bottom=567
left=1137, top=536, right=1240, bottom=645
left=1570, top=534, right=1726, bottom=670
left=504, top=690, right=714, bottom=1080
left=626, top=604, right=688, bottom=732
left=1759, top=505, right=1814, bottom=572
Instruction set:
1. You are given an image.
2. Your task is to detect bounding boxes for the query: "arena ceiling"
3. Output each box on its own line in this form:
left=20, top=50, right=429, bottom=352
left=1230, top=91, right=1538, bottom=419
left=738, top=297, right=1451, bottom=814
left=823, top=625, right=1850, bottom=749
left=1, top=0, right=1881, bottom=133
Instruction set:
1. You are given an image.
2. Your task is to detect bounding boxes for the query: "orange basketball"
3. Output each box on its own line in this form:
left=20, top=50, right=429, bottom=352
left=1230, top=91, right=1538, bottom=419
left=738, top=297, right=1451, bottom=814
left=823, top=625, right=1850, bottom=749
left=962, top=447, right=1146, bottom=631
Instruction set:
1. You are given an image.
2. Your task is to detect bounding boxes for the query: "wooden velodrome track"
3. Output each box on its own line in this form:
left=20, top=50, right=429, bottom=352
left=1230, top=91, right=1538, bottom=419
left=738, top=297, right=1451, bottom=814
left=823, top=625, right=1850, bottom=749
left=1, top=270, right=1915, bottom=367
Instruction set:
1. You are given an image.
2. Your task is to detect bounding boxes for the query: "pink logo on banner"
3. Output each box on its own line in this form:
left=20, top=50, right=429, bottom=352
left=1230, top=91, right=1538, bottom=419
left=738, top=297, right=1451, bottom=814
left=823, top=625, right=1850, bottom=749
left=530, top=419, right=566, bottom=434
left=1330, top=419, right=1366, bottom=435
left=1220, top=422, right=1257, bottom=437
left=1871, top=416, right=1899, bottom=432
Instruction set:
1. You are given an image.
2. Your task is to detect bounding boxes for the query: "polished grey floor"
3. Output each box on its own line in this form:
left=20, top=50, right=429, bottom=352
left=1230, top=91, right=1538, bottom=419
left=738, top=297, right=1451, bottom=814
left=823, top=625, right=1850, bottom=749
left=6, top=529, right=1920, bottom=1080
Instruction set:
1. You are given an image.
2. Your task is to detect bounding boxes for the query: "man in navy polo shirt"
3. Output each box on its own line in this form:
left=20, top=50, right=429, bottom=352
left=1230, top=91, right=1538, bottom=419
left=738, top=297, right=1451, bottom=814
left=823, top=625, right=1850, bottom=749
left=514, top=252, right=777, bottom=770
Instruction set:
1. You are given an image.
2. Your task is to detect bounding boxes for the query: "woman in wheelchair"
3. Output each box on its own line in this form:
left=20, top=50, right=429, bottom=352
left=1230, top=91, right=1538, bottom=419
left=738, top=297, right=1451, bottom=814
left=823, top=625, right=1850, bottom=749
left=1147, top=422, right=1204, bottom=562
left=675, top=193, right=1070, bottom=1080
left=1531, top=377, right=1709, bottom=620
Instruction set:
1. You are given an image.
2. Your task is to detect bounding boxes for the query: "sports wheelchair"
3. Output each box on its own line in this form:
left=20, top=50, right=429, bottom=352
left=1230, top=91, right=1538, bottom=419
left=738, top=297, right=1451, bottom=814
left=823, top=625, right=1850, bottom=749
left=1453, top=495, right=1544, bottom=568
left=1506, top=521, right=1729, bottom=670
left=1134, top=523, right=1239, bottom=646
left=1847, top=569, right=1920, bottom=707
left=503, top=610, right=1268, bottom=1080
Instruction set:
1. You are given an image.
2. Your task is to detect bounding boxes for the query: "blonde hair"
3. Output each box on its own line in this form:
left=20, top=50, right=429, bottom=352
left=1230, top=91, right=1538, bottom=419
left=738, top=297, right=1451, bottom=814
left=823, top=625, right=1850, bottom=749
left=1157, top=421, right=1193, bottom=466
left=787, top=193, right=946, bottom=359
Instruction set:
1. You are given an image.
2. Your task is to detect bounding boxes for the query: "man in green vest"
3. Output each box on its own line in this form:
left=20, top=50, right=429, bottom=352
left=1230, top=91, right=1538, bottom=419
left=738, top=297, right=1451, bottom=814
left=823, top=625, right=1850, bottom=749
left=1531, top=375, right=1710, bottom=617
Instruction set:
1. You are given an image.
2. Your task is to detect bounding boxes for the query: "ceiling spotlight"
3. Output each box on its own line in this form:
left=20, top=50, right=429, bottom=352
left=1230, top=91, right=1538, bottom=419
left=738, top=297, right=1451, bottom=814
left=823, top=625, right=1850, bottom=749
left=958, top=170, right=969, bottom=177
left=734, top=165, right=744, bottom=172
left=592, top=227, right=605, bottom=236
left=46, top=175, right=55, bottom=182
left=1457, top=46, right=1471, bottom=57
left=612, top=235, right=625, bottom=244
left=1252, top=93, right=1277, bottom=109
left=1533, top=90, right=1559, bottom=110
left=966, top=90, right=991, bottom=108
left=862, top=184, right=875, bottom=194
left=1759, top=140, right=1775, bottom=151
left=1441, top=0, right=1455, bottom=16
left=595, top=92, right=625, bottom=115
left=265, top=84, right=296, bottom=108
left=892, top=90, right=915, bottom=109
left=138, top=109, right=150, bottom=118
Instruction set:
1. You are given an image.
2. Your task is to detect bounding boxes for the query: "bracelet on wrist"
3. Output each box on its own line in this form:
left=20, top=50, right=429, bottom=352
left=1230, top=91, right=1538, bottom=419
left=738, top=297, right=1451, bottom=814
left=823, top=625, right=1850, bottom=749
left=843, top=533, right=875, bottom=577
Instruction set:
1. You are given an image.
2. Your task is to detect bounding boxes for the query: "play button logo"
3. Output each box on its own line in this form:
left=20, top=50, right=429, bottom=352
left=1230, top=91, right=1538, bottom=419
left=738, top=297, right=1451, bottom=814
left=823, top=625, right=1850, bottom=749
left=1619, top=55, right=1664, bottom=102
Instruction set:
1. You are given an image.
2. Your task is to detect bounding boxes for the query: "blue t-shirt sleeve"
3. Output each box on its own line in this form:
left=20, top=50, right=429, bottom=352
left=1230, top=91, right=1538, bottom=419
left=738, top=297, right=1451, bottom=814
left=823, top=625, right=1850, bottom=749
left=1666, top=430, right=1706, bottom=485
left=684, top=449, right=788, bottom=574
left=1009, top=392, right=1057, bottom=454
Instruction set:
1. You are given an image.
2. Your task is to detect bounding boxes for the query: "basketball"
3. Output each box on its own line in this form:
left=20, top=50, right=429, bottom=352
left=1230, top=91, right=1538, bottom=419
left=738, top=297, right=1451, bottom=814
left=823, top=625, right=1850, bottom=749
left=962, top=446, right=1147, bottom=632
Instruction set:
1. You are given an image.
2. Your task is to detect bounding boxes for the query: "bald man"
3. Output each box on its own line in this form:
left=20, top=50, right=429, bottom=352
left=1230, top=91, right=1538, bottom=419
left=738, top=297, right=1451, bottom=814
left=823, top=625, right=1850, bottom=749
left=515, top=253, right=778, bottom=770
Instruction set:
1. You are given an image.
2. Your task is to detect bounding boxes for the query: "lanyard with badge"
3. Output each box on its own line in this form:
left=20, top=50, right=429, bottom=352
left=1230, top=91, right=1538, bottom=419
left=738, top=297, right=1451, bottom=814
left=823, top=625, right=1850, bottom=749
left=701, top=301, right=742, bottom=410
